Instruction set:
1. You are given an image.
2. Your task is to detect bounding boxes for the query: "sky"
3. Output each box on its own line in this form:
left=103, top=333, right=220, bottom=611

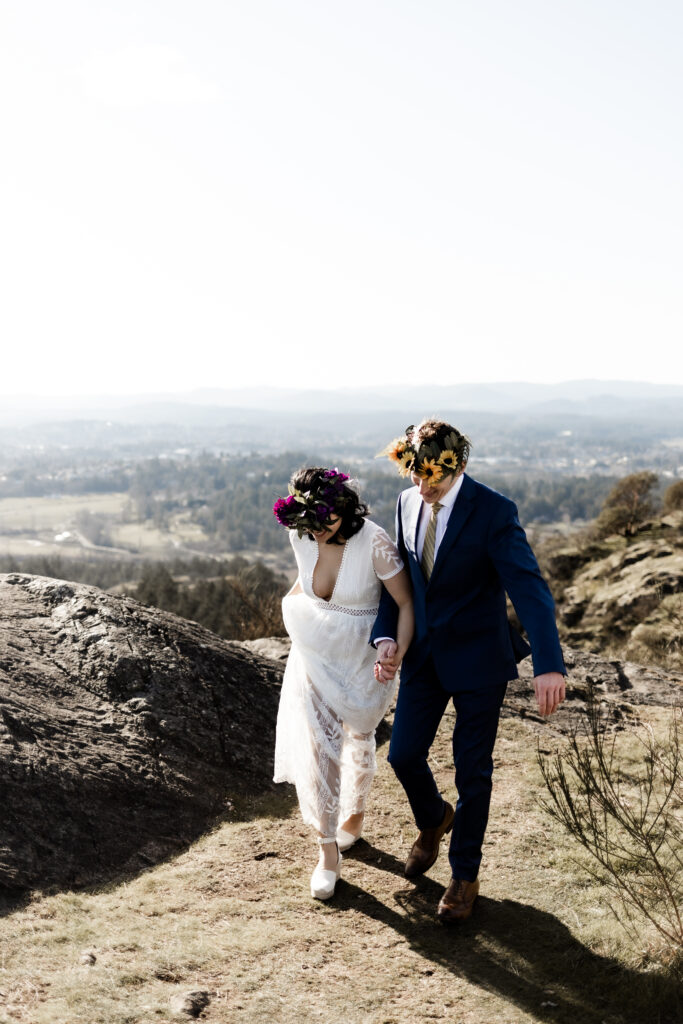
left=1, top=1, right=682, bottom=397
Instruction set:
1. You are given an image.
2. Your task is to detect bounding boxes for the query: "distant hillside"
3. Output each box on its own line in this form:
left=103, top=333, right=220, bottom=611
left=3, top=379, right=683, bottom=424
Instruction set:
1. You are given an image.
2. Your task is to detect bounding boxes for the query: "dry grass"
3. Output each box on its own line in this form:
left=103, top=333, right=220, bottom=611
left=1, top=708, right=680, bottom=1024
left=0, top=495, right=291, bottom=572
left=0, top=494, right=128, bottom=531
left=0, top=494, right=129, bottom=558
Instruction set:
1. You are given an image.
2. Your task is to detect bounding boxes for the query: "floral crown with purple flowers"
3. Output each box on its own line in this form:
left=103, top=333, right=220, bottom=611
left=272, top=468, right=353, bottom=538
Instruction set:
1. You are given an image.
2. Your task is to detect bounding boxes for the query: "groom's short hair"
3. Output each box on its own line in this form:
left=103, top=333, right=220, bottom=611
left=412, top=418, right=471, bottom=465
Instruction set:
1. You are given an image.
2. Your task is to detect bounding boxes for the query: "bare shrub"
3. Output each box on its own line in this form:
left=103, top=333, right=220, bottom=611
left=539, top=701, right=683, bottom=972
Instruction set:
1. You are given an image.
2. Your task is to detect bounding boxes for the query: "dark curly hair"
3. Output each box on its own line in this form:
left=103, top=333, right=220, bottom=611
left=410, top=418, right=471, bottom=467
left=291, top=467, right=369, bottom=544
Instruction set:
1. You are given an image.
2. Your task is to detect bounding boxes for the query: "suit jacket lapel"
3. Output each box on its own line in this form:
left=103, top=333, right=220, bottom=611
left=402, top=487, right=424, bottom=562
left=429, top=473, right=476, bottom=584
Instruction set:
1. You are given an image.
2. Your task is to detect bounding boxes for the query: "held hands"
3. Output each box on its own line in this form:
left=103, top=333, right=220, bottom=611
left=534, top=672, right=566, bottom=716
left=374, top=640, right=399, bottom=686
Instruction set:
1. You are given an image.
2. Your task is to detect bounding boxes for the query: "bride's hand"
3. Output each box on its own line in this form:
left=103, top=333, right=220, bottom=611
left=376, top=640, right=397, bottom=662
left=374, top=660, right=394, bottom=685
left=374, top=640, right=399, bottom=685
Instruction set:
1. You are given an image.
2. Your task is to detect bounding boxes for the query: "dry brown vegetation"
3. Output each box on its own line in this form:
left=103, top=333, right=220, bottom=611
left=540, top=704, right=683, bottom=965
left=1, top=703, right=681, bottom=1024
left=536, top=510, right=683, bottom=675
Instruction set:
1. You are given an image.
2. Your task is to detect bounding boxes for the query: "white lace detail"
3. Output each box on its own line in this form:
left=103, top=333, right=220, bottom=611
left=370, top=526, right=404, bottom=581
left=274, top=520, right=399, bottom=835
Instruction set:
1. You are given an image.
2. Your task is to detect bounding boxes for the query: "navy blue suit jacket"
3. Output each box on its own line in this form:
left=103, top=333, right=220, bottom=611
left=370, top=474, right=565, bottom=692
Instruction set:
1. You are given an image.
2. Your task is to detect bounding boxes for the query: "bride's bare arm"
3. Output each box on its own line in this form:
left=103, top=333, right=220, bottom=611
left=375, top=569, right=413, bottom=682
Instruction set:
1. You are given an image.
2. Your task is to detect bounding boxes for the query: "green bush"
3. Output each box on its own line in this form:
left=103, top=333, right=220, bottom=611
left=663, top=480, right=683, bottom=513
left=596, top=471, right=659, bottom=537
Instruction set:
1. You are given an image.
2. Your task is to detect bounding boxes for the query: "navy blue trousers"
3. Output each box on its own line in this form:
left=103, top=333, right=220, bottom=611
left=388, top=660, right=507, bottom=882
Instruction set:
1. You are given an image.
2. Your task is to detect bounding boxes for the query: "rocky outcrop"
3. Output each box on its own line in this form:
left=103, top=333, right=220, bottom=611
left=240, top=636, right=291, bottom=663
left=545, top=516, right=683, bottom=671
left=1, top=570, right=680, bottom=894
left=0, top=574, right=283, bottom=892
left=507, top=646, right=683, bottom=732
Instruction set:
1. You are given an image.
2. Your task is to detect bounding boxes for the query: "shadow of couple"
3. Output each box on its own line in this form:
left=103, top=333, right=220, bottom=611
left=334, top=841, right=681, bottom=1024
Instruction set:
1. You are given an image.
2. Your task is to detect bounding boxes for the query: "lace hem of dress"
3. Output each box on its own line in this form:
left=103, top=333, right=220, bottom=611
left=313, top=599, right=379, bottom=616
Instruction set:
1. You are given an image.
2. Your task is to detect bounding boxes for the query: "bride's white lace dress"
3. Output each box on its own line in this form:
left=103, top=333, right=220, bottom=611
left=274, top=520, right=404, bottom=838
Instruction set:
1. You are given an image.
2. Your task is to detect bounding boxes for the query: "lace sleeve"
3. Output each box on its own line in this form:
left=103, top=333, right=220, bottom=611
left=371, top=527, right=404, bottom=581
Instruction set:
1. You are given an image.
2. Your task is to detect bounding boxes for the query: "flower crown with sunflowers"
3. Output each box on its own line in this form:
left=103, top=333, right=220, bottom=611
left=272, top=468, right=352, bottom=538
left=378, top=425, right=470, bottom=484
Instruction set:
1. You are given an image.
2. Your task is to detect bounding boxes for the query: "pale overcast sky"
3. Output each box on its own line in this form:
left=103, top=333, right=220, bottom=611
left=1, top=1, right=682, bottom=396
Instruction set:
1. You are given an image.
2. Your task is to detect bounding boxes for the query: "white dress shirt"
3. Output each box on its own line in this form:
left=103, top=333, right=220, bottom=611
left=415, top=471, right=465, bottom=563
left=374, top=472, right=465, bottom=648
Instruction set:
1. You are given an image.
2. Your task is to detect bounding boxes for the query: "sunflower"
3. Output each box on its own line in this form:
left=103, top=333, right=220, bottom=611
left=416, top=458, right=444, bottom=483
left=396, top=450, right=416, bottom=477
left=378, top=437, right=407, bottom=461
left=378, top=437, right=416, bottom=475
left=438, top=449, right=459, bottom=473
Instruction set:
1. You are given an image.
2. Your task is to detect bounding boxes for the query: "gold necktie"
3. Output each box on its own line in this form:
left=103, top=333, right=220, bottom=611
left=421, top=501, right=443, bottom=580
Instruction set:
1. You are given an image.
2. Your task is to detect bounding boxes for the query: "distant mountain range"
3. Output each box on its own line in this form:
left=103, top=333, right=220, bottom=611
left=2, top=380, right=683, bottom=427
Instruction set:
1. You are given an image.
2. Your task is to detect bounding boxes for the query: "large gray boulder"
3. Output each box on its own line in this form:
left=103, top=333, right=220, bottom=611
left=0, top=574, right=283, bottom=891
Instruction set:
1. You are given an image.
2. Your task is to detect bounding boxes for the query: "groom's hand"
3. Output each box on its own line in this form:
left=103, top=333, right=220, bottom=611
left=374, top=639, right=399, bottom=685
left=534, top=672, right=566, bottom=716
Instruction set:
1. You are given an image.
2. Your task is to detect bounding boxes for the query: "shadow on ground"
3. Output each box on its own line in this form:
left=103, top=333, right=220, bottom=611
left=0, top=892, right=31, bottom=919
left=339, top=843, right=682, bottom=1024
left=0, top=787, right=301, bottom=919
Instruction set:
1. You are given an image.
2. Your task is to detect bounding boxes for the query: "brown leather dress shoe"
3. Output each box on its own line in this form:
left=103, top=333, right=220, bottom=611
left=404, top=801, right=455, bottom=878
left=436, top=877, right=480, bottom=923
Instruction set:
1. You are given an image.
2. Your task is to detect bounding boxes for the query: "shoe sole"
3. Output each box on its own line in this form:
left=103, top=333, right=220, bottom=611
left=311, top=871, right=341, bottom=900
left=311, top=887, right=336, bottom=900
left=311, top=856, right=342, bottom=899
left=436, top=897, right=477, bottom=925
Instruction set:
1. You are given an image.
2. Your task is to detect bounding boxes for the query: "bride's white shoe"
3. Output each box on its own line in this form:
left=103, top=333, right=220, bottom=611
left=336, top=813, right=364, bottom=852
left=336, top=826, right=362, bottom=852
left=311, top=838, right=342, bottom=900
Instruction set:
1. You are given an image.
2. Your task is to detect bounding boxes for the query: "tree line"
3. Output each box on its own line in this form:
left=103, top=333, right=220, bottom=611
left=2, top=450, right=619, bottom=552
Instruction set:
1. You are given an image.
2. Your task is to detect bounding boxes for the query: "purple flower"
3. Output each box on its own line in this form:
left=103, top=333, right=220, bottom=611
left=273, top=494, right=299, bottom=525
left=315, top=504, right=332, bottom=520
left=324, top=468, right=349, bottom=483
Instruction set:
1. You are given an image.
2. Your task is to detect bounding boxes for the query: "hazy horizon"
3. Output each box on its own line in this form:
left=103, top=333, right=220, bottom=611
left=3, top=2, right=682, bottom=394
left=3, top=377, right=683, bottom=403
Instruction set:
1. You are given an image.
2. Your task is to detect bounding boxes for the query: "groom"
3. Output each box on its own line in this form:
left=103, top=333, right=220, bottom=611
left=372, top=419, right=566, bottom=923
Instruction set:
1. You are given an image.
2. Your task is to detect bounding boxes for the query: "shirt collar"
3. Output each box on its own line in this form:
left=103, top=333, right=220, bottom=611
left=420, top=471, right=464, bottom=512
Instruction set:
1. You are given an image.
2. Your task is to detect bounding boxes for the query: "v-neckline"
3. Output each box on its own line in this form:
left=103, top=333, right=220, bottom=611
left=312, top=534, right=350, bottom=603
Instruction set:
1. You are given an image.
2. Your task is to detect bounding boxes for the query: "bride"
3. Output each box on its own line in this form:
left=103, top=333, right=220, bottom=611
left=273, top=467, right=413, bottom=900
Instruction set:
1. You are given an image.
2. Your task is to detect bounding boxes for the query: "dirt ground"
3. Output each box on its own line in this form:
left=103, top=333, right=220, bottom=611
left=0, top=703, right=680, bottom=1024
